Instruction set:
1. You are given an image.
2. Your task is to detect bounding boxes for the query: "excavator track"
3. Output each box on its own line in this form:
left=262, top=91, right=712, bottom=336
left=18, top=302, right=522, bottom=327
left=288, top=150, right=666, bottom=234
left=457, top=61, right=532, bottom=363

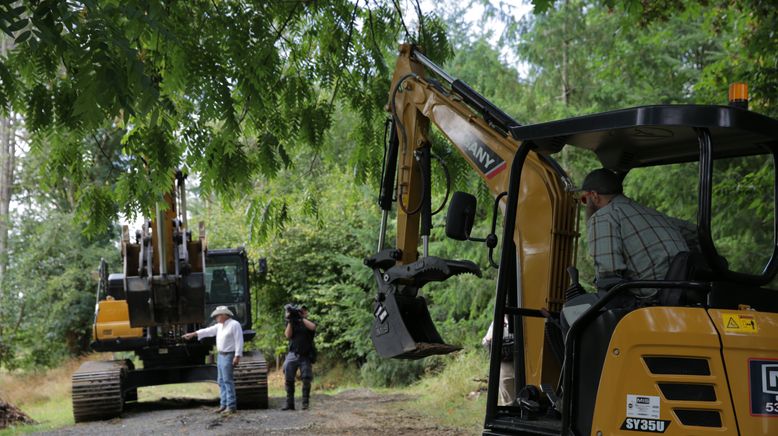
left=71, top=360, right=127, bottom=422
left=235, top=351, right=268, bottom=409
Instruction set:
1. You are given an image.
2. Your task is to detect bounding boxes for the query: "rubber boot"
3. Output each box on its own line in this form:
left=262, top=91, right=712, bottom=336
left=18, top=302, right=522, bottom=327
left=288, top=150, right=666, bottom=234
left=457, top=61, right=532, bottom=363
left=302, top=381, right=311, bottom=410
left=282, top=381, right=295, bottom=411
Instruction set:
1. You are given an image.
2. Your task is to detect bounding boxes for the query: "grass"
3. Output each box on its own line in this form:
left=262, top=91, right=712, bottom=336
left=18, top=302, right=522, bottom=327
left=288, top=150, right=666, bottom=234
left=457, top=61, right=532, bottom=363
left=408, top=351, right=489, bottom=434
left=138, top=382, right=219, bottom=402
left=0, top=356, right=92, bottom=435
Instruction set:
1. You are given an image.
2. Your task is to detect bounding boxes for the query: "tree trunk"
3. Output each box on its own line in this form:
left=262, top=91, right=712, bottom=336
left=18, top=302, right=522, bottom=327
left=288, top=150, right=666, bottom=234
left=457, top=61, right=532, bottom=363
left=560, top=0, right=570, bottom=106
left=0, top=34, right=15, bottom=292
left=0, top=116, right=13, bottom=287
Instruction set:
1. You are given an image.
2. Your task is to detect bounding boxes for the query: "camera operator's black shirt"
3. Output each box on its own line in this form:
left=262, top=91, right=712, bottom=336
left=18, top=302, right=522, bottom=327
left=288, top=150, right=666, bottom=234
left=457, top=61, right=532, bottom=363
left=288, top=319, right=315, bottom=358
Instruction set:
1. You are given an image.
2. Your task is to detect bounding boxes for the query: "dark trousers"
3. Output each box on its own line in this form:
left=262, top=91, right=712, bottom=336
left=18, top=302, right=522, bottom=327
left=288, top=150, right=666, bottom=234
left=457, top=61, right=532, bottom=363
left=284, top=352, right=313, bottom=406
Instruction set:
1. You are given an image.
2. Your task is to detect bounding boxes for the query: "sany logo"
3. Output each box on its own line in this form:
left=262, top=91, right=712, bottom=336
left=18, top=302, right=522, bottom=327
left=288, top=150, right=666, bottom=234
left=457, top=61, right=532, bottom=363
left=461, top=139, right=506, bottom=180
left=464, top=141, right=497, bottom=169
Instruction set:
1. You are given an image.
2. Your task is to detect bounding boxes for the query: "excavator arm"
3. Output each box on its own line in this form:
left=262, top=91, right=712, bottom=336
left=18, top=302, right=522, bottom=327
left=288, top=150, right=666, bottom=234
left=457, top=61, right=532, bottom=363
left=365, top=45, right=578, bottom=389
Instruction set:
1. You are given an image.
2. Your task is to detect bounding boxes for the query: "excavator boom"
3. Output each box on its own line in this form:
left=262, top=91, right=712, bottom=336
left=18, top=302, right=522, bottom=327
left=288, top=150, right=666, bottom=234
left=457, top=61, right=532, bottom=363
left=366, top=44, right=577, bottom=387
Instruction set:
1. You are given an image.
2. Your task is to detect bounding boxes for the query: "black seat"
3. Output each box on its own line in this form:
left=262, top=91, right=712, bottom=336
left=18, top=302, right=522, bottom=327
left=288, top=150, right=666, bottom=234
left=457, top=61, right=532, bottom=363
left=210, top=269, right=232, bottom=302
left=659, top=251, right=716, bottom=306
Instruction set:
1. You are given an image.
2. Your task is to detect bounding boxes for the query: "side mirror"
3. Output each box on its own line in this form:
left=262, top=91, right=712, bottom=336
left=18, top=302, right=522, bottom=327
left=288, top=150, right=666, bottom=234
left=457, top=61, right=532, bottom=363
left=257, top=258, right=268, bottom=276
left=446, top=191, right=477, bottom=241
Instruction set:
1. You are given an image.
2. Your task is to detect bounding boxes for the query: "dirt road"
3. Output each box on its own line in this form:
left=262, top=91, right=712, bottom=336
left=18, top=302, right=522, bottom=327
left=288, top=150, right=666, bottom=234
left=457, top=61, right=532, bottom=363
left=39, top=389, right=470, bottom=436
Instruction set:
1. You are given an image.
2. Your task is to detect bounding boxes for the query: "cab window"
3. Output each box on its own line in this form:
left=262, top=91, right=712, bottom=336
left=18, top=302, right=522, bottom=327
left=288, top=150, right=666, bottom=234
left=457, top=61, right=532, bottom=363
left=205, top=256, right=246, bottom=304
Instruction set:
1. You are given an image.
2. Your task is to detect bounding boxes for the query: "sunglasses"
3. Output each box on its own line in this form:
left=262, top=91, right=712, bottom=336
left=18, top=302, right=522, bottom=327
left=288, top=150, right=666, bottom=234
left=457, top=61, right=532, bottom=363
left=579, top=191, right=594, bottom=205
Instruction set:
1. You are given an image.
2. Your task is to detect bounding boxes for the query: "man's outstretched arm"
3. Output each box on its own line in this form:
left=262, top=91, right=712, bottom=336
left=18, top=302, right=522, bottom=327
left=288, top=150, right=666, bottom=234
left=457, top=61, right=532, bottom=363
left=183, top=324, right=218, bottom=340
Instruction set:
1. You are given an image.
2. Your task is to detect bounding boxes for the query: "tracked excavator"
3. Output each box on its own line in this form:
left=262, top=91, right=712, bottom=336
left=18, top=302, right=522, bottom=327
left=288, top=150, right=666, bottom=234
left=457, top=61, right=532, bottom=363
left=364, top=44, right=778, bottom=435
left=71, top=172, right=268, bottom=422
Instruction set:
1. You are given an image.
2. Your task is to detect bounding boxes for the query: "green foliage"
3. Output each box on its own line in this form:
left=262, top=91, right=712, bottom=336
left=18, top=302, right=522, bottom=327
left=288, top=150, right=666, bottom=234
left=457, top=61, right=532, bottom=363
left=410, top=350, right=488, bottom=432
left=0, top=1, right=453, bottom=234
left=0, top=211, right=119, bottom=369
left=360, top=352, right=426, bottom=387
left=5, top=0, right=778, bottom=388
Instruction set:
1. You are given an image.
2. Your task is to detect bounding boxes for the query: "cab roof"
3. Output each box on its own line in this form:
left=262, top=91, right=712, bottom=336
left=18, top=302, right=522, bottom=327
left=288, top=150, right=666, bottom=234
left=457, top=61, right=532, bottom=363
left=509, top=105, right=778, bottom=171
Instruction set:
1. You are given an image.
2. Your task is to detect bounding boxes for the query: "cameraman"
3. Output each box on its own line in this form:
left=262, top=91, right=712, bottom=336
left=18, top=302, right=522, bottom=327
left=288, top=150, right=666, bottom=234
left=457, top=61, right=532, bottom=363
left=282, top=304, right=316, bottom=411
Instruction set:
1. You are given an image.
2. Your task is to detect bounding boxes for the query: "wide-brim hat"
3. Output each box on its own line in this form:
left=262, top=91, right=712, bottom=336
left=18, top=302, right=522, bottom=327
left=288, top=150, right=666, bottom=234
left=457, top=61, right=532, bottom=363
left=210, top=306, right=234, bottom=318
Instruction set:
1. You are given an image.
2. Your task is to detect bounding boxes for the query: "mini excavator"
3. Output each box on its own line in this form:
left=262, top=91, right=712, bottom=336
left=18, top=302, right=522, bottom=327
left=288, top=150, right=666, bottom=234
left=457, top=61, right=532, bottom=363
left=365, top=44, right=778, bottom=435
left=71, top=171, right=268, bottom=422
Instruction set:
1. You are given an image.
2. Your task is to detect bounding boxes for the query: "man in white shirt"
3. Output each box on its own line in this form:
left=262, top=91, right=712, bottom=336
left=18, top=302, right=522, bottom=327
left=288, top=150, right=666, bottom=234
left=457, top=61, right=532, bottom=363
left=183, top=306, right=243, bottom=415
left=482, top=316, right=515, bottom=406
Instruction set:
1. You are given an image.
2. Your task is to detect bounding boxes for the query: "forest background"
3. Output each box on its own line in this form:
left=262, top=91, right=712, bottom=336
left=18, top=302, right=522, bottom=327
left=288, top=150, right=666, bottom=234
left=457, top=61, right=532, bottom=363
left=0, top=0, right=775, bottom=391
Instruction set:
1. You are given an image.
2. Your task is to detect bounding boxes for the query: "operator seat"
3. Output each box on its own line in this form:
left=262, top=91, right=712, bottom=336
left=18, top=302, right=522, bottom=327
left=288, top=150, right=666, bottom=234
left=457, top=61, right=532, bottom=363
left=658, top=251, right=716, bottom=306
left=210, top=269, right=232, bottom=303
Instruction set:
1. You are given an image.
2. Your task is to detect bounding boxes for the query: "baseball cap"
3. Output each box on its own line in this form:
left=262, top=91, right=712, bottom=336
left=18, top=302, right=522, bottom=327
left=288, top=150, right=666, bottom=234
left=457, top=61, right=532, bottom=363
left=575, top=168, right=623, bottom=195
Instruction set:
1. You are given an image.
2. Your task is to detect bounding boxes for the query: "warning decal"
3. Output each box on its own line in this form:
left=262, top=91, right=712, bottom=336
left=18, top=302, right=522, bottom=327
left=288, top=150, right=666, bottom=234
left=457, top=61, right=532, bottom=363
left=722, top=313, right=758, bottom=333
left=750, top=359, right=778, bottom=416
left=626, top=394, right=661, bottom=420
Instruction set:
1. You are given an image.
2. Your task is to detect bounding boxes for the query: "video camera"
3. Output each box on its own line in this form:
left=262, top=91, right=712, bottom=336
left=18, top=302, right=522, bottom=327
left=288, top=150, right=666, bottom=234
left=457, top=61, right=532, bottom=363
left=284, top=303, right=303, bottom=321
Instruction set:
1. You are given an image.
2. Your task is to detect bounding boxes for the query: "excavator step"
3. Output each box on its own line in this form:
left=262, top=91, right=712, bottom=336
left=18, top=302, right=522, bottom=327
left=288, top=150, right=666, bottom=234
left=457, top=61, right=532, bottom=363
left=71, top=360, right=127, bottom=422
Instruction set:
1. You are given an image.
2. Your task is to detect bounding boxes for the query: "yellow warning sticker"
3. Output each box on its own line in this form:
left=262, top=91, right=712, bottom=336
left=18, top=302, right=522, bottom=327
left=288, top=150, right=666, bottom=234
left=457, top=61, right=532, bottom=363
left=722, top=313, right=758, bottom=333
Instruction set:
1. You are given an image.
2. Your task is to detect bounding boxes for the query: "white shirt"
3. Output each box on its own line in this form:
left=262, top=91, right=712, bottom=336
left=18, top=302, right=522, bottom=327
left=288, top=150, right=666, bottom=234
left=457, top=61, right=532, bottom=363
left=482, top=316, right=509, bottom=346
left=196, top=318, right=244, bottom=357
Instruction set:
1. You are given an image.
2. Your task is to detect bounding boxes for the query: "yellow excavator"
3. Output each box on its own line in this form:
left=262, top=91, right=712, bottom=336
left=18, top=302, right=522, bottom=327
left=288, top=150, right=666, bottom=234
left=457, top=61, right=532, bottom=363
left=364, top=44, right=778, bottom=435
left=71, top=172, right=268, bottom=422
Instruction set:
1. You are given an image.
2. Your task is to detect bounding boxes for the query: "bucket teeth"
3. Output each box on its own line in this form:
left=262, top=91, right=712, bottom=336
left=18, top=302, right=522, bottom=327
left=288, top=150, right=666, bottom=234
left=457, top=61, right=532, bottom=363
left=384, top=256, right=482, bottom=287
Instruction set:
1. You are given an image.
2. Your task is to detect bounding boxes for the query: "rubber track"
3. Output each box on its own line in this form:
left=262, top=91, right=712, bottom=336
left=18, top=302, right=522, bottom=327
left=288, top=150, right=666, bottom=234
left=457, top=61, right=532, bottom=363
left=235, top=351, right=269, bottom=409
left=72, top=360, right=126, bottom=422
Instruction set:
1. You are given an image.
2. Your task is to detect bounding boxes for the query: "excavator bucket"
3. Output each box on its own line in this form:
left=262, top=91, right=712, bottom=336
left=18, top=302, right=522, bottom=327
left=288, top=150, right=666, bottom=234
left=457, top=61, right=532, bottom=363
left=366, top=251, right=481, bottom=359
left=372, top=292, right=461, bottom=359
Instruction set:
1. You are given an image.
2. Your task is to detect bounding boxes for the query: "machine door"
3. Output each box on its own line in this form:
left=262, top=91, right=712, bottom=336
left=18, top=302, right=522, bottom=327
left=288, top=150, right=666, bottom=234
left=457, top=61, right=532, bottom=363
left=204, top=253, right=250, bottom=328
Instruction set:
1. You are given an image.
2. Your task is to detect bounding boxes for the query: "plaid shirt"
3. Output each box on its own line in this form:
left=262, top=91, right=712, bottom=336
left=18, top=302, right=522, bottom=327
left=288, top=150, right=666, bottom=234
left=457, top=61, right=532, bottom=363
left=587, top=195, right=697, bottom=293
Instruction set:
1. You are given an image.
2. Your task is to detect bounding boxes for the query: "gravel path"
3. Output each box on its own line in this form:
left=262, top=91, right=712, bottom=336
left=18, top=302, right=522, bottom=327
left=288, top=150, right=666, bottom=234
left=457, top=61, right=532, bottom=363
left=39, top=389, right=469, bottom=436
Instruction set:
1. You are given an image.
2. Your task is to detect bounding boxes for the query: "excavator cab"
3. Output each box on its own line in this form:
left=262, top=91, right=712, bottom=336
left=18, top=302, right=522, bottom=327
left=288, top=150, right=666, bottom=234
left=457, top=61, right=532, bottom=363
left=489, top=103, right=778, bottom=436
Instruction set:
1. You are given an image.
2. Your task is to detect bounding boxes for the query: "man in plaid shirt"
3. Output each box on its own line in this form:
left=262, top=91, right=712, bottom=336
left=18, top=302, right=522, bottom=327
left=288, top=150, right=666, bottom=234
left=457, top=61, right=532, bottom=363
left=578, top=169, right=698, bottom=298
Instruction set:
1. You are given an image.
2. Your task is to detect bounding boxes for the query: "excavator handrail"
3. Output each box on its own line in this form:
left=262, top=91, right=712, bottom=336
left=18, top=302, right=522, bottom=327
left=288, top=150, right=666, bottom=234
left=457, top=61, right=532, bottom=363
left=485, top=140, right=534, bottom=422
left=560, top=280, right=711, bottom=434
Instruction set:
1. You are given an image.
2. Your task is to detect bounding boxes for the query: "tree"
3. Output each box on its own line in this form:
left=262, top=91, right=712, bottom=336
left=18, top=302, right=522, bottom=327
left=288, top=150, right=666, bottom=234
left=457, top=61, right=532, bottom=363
left=0, top=210, right=119, bottom=368
left=0, top=33, right=16, bottom=294
left=0, top=1, right=452, bottom=235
